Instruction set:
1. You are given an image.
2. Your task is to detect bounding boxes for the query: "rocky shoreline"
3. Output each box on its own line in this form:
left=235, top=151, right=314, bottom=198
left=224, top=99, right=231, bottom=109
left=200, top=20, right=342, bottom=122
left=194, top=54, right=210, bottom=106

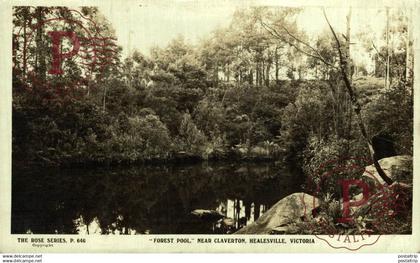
left=235, top=155, right=412, bottom=234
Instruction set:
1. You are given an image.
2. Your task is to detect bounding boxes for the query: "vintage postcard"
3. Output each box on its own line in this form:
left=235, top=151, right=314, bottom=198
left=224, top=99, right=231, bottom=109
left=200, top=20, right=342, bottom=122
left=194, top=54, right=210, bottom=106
left=0, top=0, right=419, bottom=253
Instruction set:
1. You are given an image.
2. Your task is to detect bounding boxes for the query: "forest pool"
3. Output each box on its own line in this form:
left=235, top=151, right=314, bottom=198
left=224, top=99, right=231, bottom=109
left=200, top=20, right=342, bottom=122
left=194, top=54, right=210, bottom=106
left=12, top=161, right=302, bottom=234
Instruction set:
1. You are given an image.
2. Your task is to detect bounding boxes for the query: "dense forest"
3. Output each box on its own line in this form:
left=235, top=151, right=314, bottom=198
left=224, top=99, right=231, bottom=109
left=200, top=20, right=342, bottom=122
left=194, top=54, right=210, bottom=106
left=12, top=6, right=413, bottom=174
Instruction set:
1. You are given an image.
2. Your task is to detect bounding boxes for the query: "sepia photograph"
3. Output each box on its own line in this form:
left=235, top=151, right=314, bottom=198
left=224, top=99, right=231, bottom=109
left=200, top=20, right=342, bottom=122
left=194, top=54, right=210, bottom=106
left=9, top=1, right=414, bottom=243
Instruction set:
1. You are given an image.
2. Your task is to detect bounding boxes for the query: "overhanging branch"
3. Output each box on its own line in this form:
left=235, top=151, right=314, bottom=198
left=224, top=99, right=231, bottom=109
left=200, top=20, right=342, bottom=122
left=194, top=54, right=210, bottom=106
left=371, top=40, right=386, bottom=62
left=258, top=19, right=337, bottom=69
left=323, top=8, right=394, bottom=186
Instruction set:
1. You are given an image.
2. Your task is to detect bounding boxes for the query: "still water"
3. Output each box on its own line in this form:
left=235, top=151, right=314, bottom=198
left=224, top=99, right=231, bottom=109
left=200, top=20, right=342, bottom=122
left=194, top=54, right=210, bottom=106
left=12, top=162, right=302, bottom=234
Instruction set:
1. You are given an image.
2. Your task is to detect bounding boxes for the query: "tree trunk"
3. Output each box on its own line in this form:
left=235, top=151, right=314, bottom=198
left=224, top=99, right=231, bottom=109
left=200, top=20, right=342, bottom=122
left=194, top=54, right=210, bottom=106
left=254, top=203, right=260, bottom=221
left=275, top=47, right=279, bottom=82
left=213, top=62, right=219, bottom=87
left=103, top=83, right=107, bottom=112
left=249, top=69, right=253, bottom=84
left=324, top=9, right=394, bottom=186
left=385, top=7, right=390, bottom=89
left=23, top=13, right=27, bottom=76
left=261, top=60, right=265, bottom=86
left=265, top=63, right=271, bottom=87
left=345, top=8, right=352, bottom=85
left=345, top=8, right=353, bottom=143
left=35, top=7, right=46, bottom=80
left=405, top=8, right=413, bottom=86
left=256, top=62, right=259, bottom=86
left=227, top=65, right=230, bottom=82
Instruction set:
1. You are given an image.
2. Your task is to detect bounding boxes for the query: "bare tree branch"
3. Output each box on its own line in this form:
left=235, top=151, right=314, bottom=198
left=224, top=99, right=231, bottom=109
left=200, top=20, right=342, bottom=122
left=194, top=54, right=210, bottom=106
left=371, top=40, right=386, bottom=62
left=322, top=9, right=352, bottom=95
left=276, top=22, right=333, bottom=66
left=258, top=19, right=337, bottom=69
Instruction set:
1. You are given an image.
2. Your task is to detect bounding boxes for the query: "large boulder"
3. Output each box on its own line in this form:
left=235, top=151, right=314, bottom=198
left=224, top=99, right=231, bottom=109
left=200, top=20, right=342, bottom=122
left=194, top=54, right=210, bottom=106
left=363, top=155, right=412, bottom=186
left=235, top=193, right=319, bottom=234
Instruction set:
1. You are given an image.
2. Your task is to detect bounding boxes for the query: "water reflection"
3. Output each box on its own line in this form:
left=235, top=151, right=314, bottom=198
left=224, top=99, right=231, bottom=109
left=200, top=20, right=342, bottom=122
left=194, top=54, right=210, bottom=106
left=12, top=162, right=302, bottom=234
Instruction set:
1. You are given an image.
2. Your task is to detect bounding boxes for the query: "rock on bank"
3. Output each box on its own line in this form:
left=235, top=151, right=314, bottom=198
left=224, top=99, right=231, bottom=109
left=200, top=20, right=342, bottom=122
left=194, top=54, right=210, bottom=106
left=235, top=192, right=319, bottom=234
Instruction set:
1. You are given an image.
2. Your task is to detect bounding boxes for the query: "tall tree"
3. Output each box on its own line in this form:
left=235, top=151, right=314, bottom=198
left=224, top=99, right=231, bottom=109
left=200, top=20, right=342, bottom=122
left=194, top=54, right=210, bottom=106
left=259, top=7, right=394, bottom=185
left=385, top=7, right=390, bottom=89
left=323, top=9, right=393, bottom=185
